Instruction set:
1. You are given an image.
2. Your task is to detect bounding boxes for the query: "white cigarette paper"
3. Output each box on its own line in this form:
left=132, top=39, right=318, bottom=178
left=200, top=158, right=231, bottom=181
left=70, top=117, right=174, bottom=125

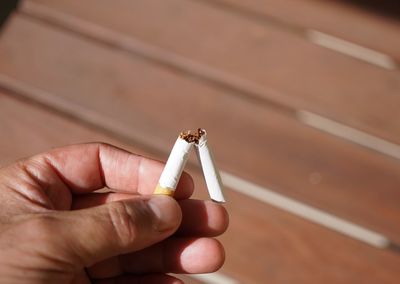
left=154, top=128, right=225, bottom=203
left=154, top=137, right=193, bottom=196
left=196, top=131, right=226, bottom=203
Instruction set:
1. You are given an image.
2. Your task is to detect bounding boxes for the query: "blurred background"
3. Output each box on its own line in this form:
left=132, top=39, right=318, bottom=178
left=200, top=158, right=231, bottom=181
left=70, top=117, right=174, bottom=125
left=1, top=0, right=400, bottom=283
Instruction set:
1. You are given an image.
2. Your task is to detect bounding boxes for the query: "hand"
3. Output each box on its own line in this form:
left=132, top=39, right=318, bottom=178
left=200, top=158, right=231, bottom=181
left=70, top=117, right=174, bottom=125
left=0, top=143, right=228, bottom=283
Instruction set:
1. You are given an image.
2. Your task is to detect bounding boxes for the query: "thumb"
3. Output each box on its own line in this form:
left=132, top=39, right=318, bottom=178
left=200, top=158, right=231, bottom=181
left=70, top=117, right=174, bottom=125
left=52, top=195, right=181, bottom=267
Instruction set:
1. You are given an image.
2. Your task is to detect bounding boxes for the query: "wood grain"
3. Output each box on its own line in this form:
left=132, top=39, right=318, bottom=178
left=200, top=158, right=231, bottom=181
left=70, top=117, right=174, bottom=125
left=209, top=0, right=400, bottom=60
left=1, top=92, right=400, bottom=283
left=0, top=15, right=400, bottom=245
left=21, top=0, right=400, bottom=144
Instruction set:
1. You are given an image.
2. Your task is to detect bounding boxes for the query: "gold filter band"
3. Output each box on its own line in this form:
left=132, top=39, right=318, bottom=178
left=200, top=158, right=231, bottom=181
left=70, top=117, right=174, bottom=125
left=153, top=184, right=175, bottom=196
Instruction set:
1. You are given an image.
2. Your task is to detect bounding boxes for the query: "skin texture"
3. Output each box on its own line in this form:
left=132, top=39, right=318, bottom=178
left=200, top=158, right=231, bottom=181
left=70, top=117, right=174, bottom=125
left=0, top=143, right=229, bottom=284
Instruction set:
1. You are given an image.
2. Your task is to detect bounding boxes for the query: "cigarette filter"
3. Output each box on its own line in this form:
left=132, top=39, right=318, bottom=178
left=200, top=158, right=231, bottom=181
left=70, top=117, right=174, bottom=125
left=196, top=130, right=226, bottom=203
left=154, top=136, right=194, bottom=196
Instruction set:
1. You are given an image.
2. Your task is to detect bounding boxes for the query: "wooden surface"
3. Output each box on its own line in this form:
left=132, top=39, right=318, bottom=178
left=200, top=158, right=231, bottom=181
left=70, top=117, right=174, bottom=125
left=1, top=1, right=400, bottom=283
left=1, top=14, right=400, bottom=243
left=22, top=0, right=400, bottom=144
left=207, top=0, right=400, bottom=60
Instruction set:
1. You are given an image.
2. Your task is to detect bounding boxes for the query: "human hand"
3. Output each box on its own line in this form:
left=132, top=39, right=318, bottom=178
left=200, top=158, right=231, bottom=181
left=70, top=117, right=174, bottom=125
left=0, top=143, right=228, bottom=283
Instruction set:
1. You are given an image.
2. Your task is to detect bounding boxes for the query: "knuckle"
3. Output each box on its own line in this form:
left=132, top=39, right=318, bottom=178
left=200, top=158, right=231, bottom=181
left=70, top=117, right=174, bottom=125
left=28, top=215, right=57, bottom=237
left=106, top=201, right=151, bottom=246
left=23, top=215, right=60, bottom=244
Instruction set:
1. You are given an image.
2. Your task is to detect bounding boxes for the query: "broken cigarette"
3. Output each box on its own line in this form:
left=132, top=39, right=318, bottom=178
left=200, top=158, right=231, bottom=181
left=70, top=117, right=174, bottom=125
left=153, top=133, right=194, bottom=196
left=154, top=128, right=225, bottom=203
left=195, top=130, right=225, bottom=203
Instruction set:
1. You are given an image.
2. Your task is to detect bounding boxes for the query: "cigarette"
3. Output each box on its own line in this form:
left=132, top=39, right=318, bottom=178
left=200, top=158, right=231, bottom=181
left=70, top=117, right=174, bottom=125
left=153, top=132, right=194, bottom=196
left=195, top=129, right=226, bottom=203
left=154, top=129, right=225, bottom=203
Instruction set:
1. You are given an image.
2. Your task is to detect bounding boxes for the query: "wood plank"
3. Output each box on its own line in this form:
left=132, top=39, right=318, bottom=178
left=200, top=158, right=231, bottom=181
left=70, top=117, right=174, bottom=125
left=22, top=0, right=400, bottom=144
left=1, top=15, right=400, bottom=246
left=0, top=95, right=114, bottom=166
left=208, top=0, right=400, bottom=61
left=2, top=93, right=400, bottom=283
left=222, top=190, right=400, bottom=284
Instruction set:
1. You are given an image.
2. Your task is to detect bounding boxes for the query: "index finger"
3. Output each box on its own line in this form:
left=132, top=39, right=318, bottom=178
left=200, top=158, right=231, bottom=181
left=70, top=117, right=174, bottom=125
left=36, top=143, right=194, bottom=199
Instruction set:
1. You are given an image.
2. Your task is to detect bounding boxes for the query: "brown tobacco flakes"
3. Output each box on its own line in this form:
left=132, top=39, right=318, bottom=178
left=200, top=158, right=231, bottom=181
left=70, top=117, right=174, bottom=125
left=180, top=128, right=205, bottom=144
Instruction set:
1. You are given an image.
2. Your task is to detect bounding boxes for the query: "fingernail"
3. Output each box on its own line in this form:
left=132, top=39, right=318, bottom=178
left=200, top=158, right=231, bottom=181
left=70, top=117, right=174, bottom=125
left=147, top=196, right=181, bottom=232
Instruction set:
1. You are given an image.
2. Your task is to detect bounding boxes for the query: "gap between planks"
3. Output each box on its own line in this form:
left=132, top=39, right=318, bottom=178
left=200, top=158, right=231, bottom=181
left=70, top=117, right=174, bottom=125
left=19, top=0, right=297, bottom=115
left=307, top=30, right=397, bottom=70
left=194, top=0, right=398, bottom=70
